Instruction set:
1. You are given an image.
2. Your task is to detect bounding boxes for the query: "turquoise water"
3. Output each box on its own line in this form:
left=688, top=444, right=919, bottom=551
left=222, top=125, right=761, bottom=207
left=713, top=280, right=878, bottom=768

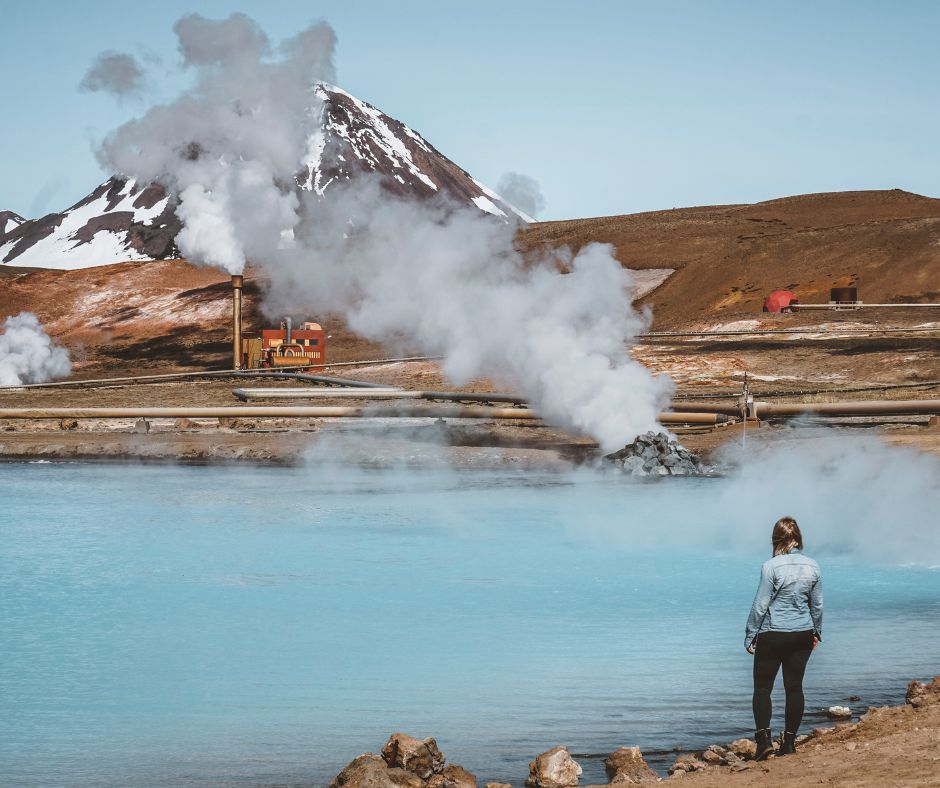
left=2, top=458, right=939, bottom=786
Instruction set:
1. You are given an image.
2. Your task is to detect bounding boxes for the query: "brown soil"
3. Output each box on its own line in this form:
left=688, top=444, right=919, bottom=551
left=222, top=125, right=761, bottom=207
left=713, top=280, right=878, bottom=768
left=675, top=677, right=940, bottom=787
left=523, top=189, right=940, bottom=329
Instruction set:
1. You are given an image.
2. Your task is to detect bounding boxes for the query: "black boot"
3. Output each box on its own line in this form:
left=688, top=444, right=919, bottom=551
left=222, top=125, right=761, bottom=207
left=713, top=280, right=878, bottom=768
left=778, top=730, right=797, bottom=756
left=755, top=728, right=775, bottom=761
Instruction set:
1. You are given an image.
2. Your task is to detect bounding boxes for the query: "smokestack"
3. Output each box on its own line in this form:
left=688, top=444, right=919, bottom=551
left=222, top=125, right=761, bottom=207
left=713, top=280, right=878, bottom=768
left=231, top=275, right=243, bottom=370
left=285, top=315, right=292, bottom=345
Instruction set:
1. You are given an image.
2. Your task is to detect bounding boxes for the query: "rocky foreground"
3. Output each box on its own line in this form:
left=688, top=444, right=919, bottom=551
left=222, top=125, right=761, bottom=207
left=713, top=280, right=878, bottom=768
left=331, top=676, right=940, bottom=786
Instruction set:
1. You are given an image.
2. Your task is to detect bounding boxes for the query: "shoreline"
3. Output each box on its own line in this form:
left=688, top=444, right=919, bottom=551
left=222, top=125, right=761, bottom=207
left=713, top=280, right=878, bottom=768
left=326, top=675, right=940, bottom=786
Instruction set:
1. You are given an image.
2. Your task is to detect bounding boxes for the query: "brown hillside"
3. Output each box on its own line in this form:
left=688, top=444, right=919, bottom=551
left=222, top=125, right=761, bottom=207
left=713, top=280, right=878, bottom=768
left=522, top=189, right=940, bottom=328
left=2, top=189, right=940, bottom=380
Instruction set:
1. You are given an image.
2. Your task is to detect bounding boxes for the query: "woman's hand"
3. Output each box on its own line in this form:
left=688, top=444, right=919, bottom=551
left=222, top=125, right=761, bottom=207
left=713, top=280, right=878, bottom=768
left=813, top=636, right=820, bottom=651
left=746, top=642, right=756, bottom=655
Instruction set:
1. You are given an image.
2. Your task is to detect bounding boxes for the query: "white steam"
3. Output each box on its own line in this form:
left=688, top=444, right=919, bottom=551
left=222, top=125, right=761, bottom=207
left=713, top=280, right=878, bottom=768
left=274, top=180, right=672, bottom=449
left=713, top=428, right=940, bottom=564
left=92, top=13, right=671, bottom=448
left=79, top=52, right=146, bottom=100
left=496, top=172, right=545, bottom=219
left=0, top=312, right=71, bottom=386
left=97, top=13, right=336, bottom=274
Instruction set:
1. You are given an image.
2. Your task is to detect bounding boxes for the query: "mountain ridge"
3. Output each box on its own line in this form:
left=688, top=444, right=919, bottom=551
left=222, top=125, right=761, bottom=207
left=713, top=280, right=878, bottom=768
left=0, top=83, right=529, bottom=270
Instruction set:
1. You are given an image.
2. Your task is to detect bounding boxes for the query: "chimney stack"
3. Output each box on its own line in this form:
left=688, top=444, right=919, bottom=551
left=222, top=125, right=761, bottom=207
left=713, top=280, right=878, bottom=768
left=231, top=275, right=243, bottom=370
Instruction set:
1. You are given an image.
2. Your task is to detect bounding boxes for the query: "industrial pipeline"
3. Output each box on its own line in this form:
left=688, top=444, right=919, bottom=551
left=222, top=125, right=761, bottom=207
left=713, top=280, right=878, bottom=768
left=0, top=405, right=729, bottom=425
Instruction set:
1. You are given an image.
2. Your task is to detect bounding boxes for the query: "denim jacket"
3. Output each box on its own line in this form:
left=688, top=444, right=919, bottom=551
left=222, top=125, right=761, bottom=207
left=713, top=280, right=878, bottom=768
left=745, top=549, right=823, bottom=649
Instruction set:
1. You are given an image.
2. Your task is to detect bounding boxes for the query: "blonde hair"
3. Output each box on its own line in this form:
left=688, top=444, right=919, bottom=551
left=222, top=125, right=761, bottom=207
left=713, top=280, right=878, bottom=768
left=772, top=517, right=803, bottom=556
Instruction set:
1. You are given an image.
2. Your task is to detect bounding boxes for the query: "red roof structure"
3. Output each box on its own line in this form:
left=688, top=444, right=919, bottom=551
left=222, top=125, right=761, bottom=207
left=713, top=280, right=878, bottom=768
left=763, top=290, right=799, bottom=313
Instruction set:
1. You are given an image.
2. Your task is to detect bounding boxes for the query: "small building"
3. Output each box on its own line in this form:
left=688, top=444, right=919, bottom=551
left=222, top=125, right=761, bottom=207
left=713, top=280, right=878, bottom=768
left=762, top=290, right=799, bottom=313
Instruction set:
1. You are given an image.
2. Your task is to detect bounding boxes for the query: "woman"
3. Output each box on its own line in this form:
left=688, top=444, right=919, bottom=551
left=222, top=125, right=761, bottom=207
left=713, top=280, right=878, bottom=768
left=744, top=517, right=823, bottom=760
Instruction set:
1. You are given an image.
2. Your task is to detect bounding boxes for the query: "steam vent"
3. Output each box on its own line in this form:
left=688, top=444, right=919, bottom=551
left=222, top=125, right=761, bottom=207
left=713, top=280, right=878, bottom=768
left=604, top=432, right=705, bottom=476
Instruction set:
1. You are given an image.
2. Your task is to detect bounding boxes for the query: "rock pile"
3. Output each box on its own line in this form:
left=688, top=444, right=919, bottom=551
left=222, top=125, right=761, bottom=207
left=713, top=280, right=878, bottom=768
left=330, top=739, right=662, bottom=788
left=604, top=431, right=704, bottom=477
left=330, top=733, right=474, bottom=788
left=906, top=675, right=940, bottom=709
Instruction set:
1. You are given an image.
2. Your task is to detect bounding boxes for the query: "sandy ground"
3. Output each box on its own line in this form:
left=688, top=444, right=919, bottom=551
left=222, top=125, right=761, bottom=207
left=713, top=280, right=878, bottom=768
left=669, top=678, right=940, bottom=787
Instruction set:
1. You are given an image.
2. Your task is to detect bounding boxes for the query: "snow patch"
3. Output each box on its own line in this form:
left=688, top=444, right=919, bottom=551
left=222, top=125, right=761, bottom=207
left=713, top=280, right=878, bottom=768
left=1, top=179, right=168, bottom=270
left=472, top=194, right=508, bottom=218
left=2, top=215, right=25, bottom=235
left=471, top=177, right=534, bottom=223
left=316, top=83, right=439, bottom=192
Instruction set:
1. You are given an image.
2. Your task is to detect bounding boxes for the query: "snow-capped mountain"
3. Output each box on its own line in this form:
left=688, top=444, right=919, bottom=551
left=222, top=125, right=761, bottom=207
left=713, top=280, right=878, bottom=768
left=0, top=210, right=26, bottom=238
left=1, top=84, right=530, bottom=270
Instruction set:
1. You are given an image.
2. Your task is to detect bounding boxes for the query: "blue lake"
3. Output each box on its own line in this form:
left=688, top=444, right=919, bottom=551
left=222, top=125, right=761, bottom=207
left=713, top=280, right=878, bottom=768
left=2, top=455, right=939, bottom=786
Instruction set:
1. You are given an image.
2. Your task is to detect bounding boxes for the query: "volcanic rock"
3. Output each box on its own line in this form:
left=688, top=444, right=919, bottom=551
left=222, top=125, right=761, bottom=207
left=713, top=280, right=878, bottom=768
left=604, top=747, right=657, bottom=783
left=604, top=431, right=703, bottom=477
left=329, top=753, right=425, bottom=788
left=381, top=733, right=446, bottom=779
left=525, top=746, right=582, bottom=788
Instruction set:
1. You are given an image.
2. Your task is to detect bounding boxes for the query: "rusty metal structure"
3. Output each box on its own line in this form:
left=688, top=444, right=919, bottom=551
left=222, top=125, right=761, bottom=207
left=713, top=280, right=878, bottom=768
left=241, top=321, right=326, bottom=369
left=231, top=275, right=243, bottom=370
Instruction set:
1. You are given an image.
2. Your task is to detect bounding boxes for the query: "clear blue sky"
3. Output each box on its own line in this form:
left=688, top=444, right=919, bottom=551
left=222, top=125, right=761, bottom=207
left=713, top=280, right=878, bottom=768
left=2, top=0, right=939, bottom=221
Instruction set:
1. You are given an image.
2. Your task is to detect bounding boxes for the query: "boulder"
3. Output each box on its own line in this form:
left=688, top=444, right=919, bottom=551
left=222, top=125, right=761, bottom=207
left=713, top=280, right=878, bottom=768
left=329, top=754, right=426, bottom=788
left=827, top=705, right=852, bottom=719
left=525, top=746, right=582, bottom=788
left=728, top=738, right=757, bottom=758
left=427, top=764, right=478, bottom=788
left=604, top=747, right=657, bottom=783
left=381, top=733, right=446, bottom=779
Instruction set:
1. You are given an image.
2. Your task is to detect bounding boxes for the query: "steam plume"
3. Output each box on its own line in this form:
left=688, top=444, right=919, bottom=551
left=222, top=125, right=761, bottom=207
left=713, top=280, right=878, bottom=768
left=97, top=13, right=336, bottom=274
left=79, top=52, right=145, bottom=99
left=0, top=312, right=71, bottom=386
left=496, top=172, right=545, bottom=219
left=93, top=13, right=670, bottom=448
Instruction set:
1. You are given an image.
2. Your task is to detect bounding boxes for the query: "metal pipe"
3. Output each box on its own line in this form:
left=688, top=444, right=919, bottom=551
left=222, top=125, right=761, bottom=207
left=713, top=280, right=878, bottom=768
left=253, top=372, right=395, bottom=389
left=232, top=388, right=416, bottom=400
left=231, top=387, right=529, bottom=404
left=796, top=303, right=940, bottom=310
left=0, top=405, right=540, bottom=420
left=231, top=275, right=243, bottom=370
left=750, top=399, right=940, bottom=417
left=0, top=405, right=728, bottom=424
left=641, top=326, right=940, bottom=338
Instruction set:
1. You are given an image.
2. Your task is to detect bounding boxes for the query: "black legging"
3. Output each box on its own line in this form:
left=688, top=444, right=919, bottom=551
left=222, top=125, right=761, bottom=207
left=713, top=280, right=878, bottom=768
left=752, top=629, right=814, bottom=733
